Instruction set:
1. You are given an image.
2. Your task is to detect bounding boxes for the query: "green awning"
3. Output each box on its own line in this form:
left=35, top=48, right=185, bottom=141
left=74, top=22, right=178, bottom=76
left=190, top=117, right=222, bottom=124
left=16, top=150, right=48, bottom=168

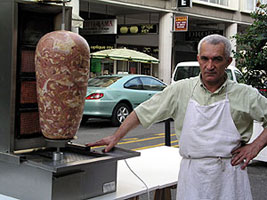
left=90, top=48, right=159, bottom=64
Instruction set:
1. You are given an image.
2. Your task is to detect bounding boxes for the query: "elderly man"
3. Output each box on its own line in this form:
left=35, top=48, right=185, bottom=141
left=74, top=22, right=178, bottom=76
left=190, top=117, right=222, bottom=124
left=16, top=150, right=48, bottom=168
left=87, top=34, right=267, bottom=200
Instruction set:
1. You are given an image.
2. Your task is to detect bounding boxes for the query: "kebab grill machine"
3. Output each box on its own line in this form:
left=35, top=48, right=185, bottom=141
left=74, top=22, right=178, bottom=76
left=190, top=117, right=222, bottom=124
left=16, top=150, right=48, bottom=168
left=0, top=1, right=140, bottom=200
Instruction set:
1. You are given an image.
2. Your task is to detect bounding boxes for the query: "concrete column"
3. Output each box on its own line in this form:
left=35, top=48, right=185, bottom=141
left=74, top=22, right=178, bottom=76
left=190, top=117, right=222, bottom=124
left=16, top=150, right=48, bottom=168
left=68, top=0, right=81, bottom=33
left=225, top=23, right=238, bottom=62
left=159, top=12, right=173, bottom=84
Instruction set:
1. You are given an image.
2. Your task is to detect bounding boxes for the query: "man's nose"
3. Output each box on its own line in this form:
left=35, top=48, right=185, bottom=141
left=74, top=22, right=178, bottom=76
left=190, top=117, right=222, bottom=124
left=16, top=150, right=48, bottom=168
left=206, top=59, right=214, bottom=70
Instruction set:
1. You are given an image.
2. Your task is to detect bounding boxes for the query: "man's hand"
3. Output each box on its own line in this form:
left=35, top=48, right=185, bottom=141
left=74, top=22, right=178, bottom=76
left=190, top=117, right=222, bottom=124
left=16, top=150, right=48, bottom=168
left=85, top=111, right=140, bottom=153
left=231, top=128, right=267, bottom=170
left=86, top=135, right=119, bottom=153
left=231, top=143, right=260, bottom=170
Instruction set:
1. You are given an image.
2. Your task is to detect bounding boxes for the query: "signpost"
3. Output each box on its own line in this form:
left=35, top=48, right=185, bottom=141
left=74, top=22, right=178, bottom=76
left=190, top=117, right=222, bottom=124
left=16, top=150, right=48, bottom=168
left=177, top=0, right=192, bottom=8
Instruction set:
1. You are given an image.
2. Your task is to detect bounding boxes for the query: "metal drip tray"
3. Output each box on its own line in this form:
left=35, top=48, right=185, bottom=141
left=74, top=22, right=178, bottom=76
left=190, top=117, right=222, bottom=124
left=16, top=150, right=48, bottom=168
left=19, top=144, right=140, bottom=173
left=0, top=145, right=140, bottom=200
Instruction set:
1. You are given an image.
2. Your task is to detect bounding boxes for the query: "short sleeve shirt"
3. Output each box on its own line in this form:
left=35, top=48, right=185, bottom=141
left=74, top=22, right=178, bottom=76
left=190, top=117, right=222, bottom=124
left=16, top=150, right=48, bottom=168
left=134, top=75, right=267, bottom=143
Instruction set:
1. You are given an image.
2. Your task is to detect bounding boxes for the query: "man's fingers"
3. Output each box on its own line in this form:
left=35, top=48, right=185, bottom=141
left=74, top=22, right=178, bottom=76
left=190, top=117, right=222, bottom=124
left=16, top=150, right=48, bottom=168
left=241, top=159, right=250, bottom=170
left=231, top=152, right=248, bottom=166
left=231, top=153, right=241, bottom=165
left=104, top=142, right=116, bottom=153
left=231, top=147, right=241, bottom=155
left=104, top=146, right=112, bottom=153
left=85, top=140, right=106, bottom=147
left=85, top=135, right=117, bottom=152
left=231, top=151, right=252, bottom=169
left=85, top=143, right=97, bottom=147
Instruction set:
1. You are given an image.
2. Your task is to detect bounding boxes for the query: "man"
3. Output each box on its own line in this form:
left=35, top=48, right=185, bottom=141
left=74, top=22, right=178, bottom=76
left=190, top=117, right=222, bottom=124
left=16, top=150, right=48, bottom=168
left=86, top=34, right=267, bottom=199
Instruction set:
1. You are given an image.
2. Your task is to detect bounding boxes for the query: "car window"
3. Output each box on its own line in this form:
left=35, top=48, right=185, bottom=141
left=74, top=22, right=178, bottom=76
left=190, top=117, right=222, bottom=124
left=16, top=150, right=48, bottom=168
left=124, top=77, right=143, bottom=90
left=234, top=70, right=245, bottom=83
left=140, top=77, right=166, bottom=91
left=174, top=66, right=200, bottom=81
left=226, top=69, right=233, bottom=81
left=88, top=76, right=122, bottom=87
left=192, top=67, right=200, bottom=77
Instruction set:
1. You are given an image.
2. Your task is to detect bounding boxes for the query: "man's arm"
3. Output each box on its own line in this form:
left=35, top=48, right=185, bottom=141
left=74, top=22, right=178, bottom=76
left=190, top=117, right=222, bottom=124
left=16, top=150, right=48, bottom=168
left=231, top=128, right=267, bottom=169
left=86, top=111, right=140, bottom=152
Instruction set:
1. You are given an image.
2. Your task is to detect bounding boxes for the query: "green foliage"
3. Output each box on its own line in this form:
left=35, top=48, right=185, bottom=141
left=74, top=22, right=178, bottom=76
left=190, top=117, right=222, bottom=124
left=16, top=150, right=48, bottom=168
left=232, top=3, right=267, bottom=89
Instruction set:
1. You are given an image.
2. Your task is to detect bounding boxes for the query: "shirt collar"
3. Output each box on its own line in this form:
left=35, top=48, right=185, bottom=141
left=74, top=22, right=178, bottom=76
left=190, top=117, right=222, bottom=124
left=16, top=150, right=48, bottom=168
left=199, top=73, right=228, bottom=94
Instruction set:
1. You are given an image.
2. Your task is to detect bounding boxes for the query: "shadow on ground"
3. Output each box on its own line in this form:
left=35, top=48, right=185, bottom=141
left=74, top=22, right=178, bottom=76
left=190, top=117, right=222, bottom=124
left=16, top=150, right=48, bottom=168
left=80, top=118, right=113, bottom=128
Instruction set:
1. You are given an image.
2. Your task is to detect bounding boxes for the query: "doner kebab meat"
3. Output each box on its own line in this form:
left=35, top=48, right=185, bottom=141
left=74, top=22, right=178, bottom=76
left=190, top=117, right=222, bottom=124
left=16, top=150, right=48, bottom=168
left=35, top=31, right=90, bottom=139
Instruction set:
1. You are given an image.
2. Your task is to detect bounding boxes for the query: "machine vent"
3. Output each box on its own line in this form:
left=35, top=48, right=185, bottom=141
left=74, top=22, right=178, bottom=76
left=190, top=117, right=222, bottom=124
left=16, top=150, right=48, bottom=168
left=20, top=111, right=40, bottom=135
left=21, top=49, right=36, bottom=73
left=20, top=80, right=37, bottom=104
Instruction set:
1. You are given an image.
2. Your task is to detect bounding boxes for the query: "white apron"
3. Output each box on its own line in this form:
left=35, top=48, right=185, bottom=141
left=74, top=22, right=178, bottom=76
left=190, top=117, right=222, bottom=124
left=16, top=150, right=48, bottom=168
left=177, top=85, right=253, bottom=200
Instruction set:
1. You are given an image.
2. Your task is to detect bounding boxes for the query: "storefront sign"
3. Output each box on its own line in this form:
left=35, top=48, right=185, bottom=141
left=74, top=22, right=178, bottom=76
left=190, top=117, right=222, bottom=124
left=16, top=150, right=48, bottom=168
left=118, top=24, right=158, bottom=35
left=185, top=30, right=224, bottom=41
left=90, top=45, right=114, bottom=52
left=177, top=0, right=192, bottom=7
left=117, top=45, right=158, bottom=56
left=80, top=19, right=117, bottom=35
left=174, top=16, right=188, bottom=32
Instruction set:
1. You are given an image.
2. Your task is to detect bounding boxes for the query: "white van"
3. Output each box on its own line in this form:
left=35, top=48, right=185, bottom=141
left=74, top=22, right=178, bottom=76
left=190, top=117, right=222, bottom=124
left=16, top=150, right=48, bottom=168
left=171, top=61, right=244, bottom=83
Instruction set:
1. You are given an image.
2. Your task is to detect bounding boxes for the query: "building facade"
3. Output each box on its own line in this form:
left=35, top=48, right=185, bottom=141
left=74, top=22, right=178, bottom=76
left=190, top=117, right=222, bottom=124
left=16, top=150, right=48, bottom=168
left=69, top=0, right=263, bottom=83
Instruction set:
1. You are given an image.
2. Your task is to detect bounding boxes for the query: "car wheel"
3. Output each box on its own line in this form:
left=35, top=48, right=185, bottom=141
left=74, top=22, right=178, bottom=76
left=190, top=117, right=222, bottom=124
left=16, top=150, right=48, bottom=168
left=111, top=103, right=131, bottom=126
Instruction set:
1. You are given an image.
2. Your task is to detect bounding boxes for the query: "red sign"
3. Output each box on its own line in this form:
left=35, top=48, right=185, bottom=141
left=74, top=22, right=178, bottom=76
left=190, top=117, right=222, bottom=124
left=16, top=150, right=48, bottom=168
left=174, top=16, right=188, bottom=32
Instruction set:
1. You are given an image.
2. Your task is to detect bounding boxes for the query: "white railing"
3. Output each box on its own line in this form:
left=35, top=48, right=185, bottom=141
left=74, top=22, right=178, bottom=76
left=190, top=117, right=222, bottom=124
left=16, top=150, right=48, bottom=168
left=197, top=0, right=229, bottom=7
left=242, top=0, right=267, bottom=12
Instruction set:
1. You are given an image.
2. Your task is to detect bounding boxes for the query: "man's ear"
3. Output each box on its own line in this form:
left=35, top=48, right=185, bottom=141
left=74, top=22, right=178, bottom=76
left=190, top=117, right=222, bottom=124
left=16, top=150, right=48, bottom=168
left=197, top=55, right=200, bottom=62
left=226, top=57, right=233, bottom=69
left=228, top=57, right=233, bottom=65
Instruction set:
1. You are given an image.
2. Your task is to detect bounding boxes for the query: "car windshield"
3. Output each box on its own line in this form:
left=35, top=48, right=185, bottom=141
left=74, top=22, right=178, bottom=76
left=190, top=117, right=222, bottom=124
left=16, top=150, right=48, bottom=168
left=88, top=76, right=122, bottom=87
left=174, top=66, right=200, bottom=81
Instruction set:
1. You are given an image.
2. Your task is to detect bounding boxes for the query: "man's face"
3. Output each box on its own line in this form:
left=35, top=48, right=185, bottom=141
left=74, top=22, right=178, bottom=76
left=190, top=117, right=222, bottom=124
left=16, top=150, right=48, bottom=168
left=197, top=42, right=232, bottom=87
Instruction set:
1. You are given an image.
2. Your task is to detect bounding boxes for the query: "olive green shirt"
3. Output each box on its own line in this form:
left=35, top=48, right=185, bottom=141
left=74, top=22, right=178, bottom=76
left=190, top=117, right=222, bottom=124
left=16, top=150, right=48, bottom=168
left=135, top=75, right=267, bottom=143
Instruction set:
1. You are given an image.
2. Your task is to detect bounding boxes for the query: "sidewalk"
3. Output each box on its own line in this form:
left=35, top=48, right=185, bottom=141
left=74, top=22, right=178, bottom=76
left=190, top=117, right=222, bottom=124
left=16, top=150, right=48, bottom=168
left=248, top=160, right=267, bottom=200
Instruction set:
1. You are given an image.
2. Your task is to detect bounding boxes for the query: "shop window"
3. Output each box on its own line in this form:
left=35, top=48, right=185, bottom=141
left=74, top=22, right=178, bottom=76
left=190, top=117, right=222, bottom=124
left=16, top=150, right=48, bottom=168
left=129, top=62, right=138, bottom=74
left=117, top=61, right=128, bottom=74
left=141, top=64, right=151, bottom=75
left=90, top=58, right=113, bottom=77
left=102, top=60, right=113, bottom=75
left=90, top=58, right=102, bottom=77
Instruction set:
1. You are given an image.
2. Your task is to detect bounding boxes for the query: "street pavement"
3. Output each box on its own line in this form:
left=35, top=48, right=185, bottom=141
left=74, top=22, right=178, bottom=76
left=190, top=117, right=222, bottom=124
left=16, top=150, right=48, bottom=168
left=248, top=160, right=267, bottom=200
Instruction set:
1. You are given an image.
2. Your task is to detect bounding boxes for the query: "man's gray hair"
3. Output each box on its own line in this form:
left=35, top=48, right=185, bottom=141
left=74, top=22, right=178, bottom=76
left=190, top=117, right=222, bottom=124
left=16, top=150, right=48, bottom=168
left=197, top=34, right=232, bottom=58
